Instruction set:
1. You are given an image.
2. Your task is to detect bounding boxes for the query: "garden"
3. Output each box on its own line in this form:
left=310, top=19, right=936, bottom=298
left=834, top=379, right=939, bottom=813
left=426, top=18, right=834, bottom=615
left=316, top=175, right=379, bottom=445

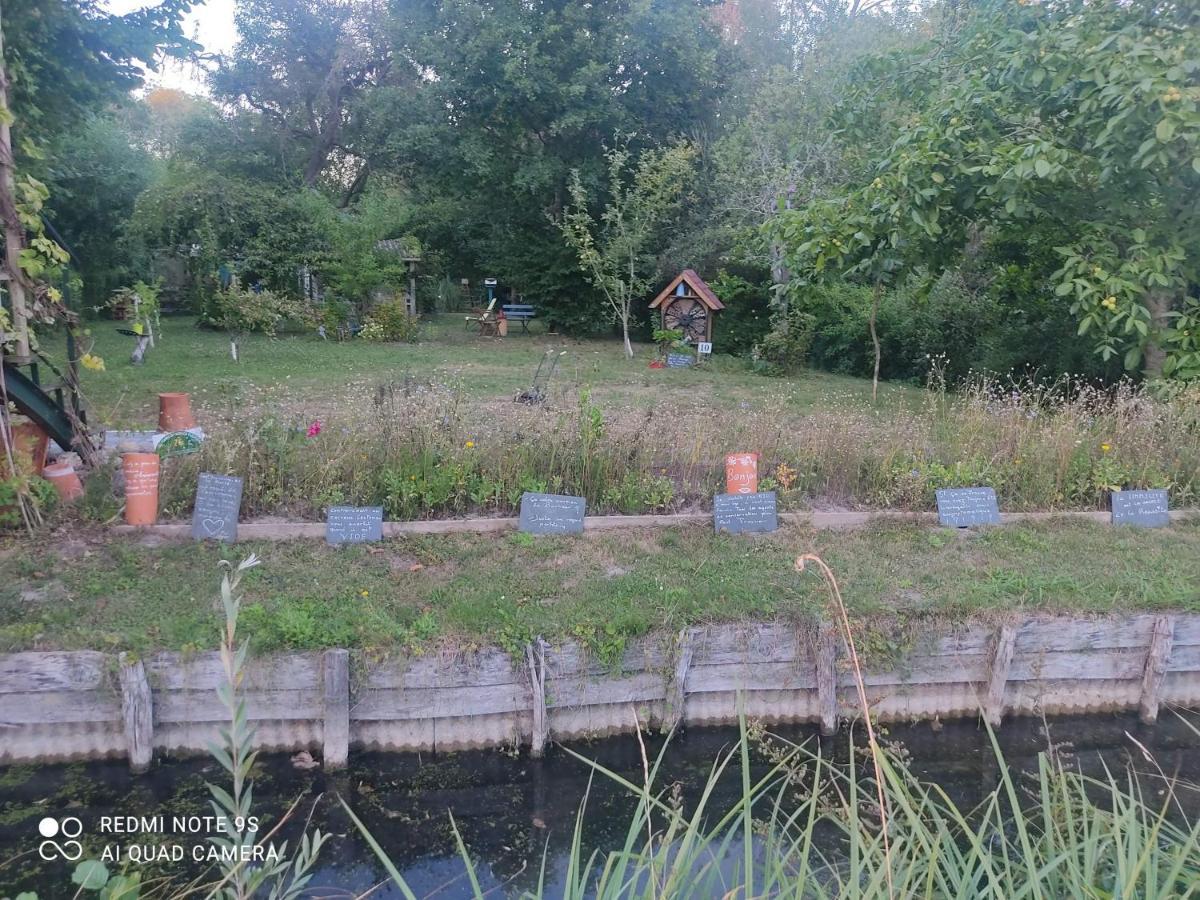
left=3, top=0, right=1200, bottom=897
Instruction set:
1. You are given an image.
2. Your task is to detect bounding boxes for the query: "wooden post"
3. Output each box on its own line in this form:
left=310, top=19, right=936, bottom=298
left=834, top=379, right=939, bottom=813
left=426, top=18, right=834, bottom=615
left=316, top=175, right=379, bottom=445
left=983, top=625, right=1017, bottom=727
left=663, top=629, right=693, bottom=733
left=1139, top=615, right=1175, bottom=725
left=815, top=626, right=838, bottom=736
left=322, top=649, right=351, bottom=769
left=526, top=639, right=548, bottom=758
left=118, top=653, right=153, bottom=773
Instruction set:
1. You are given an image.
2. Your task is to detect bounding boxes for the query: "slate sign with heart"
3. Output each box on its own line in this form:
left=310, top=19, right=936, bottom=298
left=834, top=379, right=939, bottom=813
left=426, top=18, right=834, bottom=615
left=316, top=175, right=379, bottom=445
left=191, top=473, right=243, bottom=542
left=935, top=487, right=1000, bottom=528
left=1111, top=489, right=1169, bottom=528
left=326, top=506, right=384, bottom=545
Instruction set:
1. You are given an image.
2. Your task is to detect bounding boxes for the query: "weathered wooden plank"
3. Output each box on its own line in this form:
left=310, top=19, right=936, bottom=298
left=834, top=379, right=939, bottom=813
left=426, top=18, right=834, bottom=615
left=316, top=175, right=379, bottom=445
left=1139, top=616, right=1175, bottom=724
left=360, top=652, right=520, bottom=690
left=352, top=682, right=527, bottom=721
left=544, top=641, right=670, bottom=679
left=690, top=625, right=805, bottom=667
left=323, top=649, right=350, bottom=770
left=1014, top=617, right=1156, bottom=653
left=816, top=627, right=838, bottom=735
left=845, top=654, right=991, bottom=688
left=684, top=661, right=818, bottom=694
left=1166, top=644, right=1200, bottom=672
left=546, top=672, right=666, bottom=709
left=119, top=653, right=153, bottom=773
left=0, top=690, right=122, bottom=724
left=0, top=652, right=110, bottom=694
left=154, top=689, right=323, bottom=723
left=1008, top=648, right=1148, bottom=682
left=1166, top=616, right=1200, bottom=647
left=146, top=653, right=322, bottom=691
left=662, top=630, right=693, bottom=733
left=983, top=625, right=1017, bottom=726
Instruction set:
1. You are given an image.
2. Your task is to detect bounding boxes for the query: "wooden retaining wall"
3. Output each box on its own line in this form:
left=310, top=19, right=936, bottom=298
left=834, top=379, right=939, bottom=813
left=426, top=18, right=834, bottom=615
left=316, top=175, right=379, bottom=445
left=2, top=615, right=1198, bottom=770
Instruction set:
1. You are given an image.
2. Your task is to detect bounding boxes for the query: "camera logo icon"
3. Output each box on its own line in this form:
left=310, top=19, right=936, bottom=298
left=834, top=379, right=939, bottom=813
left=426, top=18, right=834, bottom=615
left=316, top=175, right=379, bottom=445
left=37, top=816, right=84, bottom=861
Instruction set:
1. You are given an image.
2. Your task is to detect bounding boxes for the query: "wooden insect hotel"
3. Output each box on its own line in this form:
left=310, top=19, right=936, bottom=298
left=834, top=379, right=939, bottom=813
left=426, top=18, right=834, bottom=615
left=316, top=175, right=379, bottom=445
left=649, top=269, right=724, bottom=344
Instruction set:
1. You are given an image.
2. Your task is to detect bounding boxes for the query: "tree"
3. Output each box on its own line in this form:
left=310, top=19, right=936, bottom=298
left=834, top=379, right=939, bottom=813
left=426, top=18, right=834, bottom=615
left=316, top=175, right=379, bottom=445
left=560, top=142, right=696, bottom=358
left=211, top=0, right=395, bottom=191
left=770, top=0, right=1200, bottom=381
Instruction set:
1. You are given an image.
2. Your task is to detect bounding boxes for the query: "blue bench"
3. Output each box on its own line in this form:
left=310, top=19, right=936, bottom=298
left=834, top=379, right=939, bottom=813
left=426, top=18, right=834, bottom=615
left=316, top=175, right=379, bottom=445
left=502, top=304, right=537, bottom=333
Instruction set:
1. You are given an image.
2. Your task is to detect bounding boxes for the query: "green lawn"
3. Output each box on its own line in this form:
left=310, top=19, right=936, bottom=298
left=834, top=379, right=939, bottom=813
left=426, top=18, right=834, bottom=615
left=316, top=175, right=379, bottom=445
left=2, top=519, right=1197, bottom=657
left=77, top=316, right=918, bottom=429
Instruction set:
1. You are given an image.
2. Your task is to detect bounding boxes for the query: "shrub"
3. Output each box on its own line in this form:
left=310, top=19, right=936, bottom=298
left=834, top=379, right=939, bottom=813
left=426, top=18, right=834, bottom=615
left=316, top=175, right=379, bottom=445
left=199, top=285, right=315, bottom=336
left=362, top=298, right=420, bottom=342
left=751, top=307, right=816, bottom=375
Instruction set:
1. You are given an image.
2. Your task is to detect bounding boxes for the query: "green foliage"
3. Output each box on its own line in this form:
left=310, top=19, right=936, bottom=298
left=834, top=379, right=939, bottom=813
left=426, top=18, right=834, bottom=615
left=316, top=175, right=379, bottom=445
left=362, top=298, right=420, bottom=343
left=707, top=271, right=773, bottom=356
left=560, top=141, right=697, bottom=357
left=0, top=476, right=56, bottom=531
left=750, top=307, right=816, bottom=376
left=770, top=0, right=1200, bottom=380
left=200, top=286, right=315, bottom=337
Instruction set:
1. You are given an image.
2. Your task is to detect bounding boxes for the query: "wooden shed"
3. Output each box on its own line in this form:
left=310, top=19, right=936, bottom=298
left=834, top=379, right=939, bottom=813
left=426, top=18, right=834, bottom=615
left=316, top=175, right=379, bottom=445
left=649, top=269, right=725, bottom=344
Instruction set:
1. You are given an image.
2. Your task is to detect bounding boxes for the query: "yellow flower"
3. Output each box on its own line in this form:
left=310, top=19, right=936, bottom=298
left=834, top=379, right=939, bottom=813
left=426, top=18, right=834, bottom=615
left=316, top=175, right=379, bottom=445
left=80, top=352, right=106, bottom=372
left=465, top=440, right=475, bottom=449
left=360, top=590, right=369, bottom=597
left=1100, top=442, right=1112, bottom=453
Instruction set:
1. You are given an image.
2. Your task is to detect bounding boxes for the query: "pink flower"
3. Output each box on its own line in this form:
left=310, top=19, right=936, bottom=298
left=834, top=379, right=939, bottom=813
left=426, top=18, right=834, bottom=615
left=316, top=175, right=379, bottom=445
left=306, top=420, right=322, bottom=438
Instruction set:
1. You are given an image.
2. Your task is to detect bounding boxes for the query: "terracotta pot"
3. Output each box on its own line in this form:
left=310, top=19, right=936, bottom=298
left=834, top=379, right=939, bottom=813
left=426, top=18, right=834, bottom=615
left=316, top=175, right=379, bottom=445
left=42, top=460, right=84, bottom=501
left=158, top=392, right=196, bottom=431
left=7, top=421, right=49, bottom=476
left=122, top=452, right=160, bottom=525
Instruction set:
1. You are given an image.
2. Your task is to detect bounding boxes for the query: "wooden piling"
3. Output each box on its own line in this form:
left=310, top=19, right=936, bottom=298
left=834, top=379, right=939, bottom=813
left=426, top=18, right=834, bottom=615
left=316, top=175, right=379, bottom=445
left=322, top=649, right=351, bottom=769
left=118, top=653, right=154, bottom=773
left=983, top=625, right=1017, bottom=727
left=1139, top=616, right=1175, bottom=725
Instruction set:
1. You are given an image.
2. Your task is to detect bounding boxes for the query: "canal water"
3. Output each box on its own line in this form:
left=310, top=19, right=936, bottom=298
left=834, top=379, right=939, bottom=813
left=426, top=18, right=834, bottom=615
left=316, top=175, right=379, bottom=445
left=2, top=713, right=1198, bottom=896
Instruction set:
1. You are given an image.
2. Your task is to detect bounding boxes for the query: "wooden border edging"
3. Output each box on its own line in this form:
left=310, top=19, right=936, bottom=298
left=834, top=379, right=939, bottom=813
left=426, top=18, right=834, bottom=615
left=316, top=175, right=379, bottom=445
left=4, top=614, right=1200, bottom=770
left=111, top=509, right=1198, bottom=542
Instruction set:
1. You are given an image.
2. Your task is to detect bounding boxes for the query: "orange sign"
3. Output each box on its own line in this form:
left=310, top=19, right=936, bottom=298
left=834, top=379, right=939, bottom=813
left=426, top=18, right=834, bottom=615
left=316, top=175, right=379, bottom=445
left=725, top=453, right=758, bottom=495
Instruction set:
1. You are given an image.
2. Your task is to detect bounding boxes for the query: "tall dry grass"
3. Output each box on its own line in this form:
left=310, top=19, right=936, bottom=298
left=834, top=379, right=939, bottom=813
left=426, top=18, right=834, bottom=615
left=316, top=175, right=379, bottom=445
left=147, top=372, right=1199, bottom=520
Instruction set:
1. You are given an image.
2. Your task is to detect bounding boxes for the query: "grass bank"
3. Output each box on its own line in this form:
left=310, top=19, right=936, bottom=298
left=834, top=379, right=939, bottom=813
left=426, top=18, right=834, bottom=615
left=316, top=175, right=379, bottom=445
left=2, top=519, right=1197, bottom=656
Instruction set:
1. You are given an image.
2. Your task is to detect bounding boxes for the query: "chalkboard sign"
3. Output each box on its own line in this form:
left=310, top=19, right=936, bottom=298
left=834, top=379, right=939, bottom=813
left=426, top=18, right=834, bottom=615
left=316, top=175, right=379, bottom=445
left=519, top=492, right=586, bottom=534
left=713, top=491, right=777, bottom=534
left=191, top=473, right=243, bottom=542
left=1111, top=489, right=1169, bottom=528
left=935, top=487, right=1000, bottom=528
left=326, top=506, right=384, bottom=545
left=666, top=353, right=694, bottom=368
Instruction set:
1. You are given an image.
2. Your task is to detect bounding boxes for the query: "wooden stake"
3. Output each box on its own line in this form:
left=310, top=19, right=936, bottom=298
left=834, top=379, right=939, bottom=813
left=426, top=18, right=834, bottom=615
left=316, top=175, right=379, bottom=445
left=526, top=639, right=548, bottom=758
left=1139, top=615, right=1175, bottom=725
left=815, top=626, right=839, bottom=735
left=983, top=625, right=1017, bottom=727
left=663, top=629, right=693, bottom=733
left=118, top=653, right=154, bottom=773
left=322, top=649, right=351, bottom=769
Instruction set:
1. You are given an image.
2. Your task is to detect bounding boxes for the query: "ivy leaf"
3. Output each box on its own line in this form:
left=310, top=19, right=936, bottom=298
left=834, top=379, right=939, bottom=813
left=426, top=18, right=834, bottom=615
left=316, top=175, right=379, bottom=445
left=72, top=860, right=110, bottom=889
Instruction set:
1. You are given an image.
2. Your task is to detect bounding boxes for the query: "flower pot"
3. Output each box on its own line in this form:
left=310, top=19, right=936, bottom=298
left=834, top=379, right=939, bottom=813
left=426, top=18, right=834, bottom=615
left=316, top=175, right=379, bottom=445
left=158, top=393, right=196, bottom=431
left=7, top=420, right=49, bottom=476
left=122, top=452, right=160, bottom=526
left=42, top=460, right=84, bottom=501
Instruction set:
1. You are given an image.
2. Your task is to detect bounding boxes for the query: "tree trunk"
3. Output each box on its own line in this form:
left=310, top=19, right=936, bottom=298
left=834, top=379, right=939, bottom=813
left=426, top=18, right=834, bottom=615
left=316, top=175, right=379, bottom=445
left=869, top=281, right=882, bottom=404
left=622, top=312, right=633, bottom=359
left=1142, top=289, right=1173, bottom=379
left=770, top=240, right=790, bottom=329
